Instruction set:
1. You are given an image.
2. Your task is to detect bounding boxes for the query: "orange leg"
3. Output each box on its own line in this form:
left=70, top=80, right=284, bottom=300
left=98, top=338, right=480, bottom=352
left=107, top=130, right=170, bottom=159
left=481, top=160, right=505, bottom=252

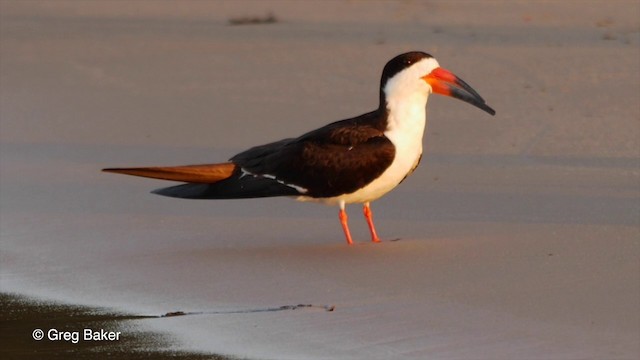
left=363, top=202, right=381, bottom=243
left=338, top=204, right=354, bottom=245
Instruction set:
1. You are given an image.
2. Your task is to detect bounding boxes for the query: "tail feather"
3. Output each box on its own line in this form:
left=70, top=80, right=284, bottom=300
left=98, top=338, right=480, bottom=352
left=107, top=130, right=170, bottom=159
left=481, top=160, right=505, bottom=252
left=102, top=163, right=236, bottom=183
left=152, top=175, right=302, bottom=199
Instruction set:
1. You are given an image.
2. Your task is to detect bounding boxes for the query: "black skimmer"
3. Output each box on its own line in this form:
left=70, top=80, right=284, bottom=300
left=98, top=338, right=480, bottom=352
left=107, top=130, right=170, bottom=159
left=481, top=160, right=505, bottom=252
left=104, top=52, right=495, bottom=245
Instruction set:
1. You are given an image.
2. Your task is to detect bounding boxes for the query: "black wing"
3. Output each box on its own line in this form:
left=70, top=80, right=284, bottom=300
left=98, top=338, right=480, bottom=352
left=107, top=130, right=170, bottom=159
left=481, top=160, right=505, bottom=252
left=230, top=110, right=395, bottom=198
left=151, top=168, right=302, bottom=199
left=153, top=110, right=395, bottom=200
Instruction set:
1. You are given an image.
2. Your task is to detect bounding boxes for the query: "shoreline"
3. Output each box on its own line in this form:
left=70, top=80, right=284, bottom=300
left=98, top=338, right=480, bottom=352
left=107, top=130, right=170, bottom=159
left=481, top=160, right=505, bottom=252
left=0, top=292, right=230, bottom=360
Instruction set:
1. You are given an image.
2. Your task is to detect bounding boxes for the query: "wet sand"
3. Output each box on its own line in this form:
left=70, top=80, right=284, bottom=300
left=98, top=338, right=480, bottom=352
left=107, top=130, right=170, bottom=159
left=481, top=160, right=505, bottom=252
left=0, top=293, right=226, bottom=360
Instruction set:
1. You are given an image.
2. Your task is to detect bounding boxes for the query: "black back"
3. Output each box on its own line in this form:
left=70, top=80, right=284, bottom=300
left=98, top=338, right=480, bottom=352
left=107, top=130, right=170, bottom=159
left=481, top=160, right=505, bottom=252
left=230, top=110, right=396, bottom=198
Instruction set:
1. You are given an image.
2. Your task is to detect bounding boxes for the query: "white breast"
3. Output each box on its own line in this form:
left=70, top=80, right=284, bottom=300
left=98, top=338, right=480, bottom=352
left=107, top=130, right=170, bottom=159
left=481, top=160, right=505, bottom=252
left=298, top=94, right=428, bottom=206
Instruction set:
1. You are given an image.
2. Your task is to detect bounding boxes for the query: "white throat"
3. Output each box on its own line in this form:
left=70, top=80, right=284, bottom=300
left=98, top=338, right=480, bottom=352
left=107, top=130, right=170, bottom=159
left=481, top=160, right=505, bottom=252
left=382, top=57, right=438, bottom=168
left=381, top=57, right=438, bottom=145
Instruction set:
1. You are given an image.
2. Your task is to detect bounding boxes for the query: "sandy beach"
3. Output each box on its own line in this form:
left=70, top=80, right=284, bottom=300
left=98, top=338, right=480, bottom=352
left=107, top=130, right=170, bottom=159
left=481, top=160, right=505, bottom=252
left=1, top=1, right=639, bottom=359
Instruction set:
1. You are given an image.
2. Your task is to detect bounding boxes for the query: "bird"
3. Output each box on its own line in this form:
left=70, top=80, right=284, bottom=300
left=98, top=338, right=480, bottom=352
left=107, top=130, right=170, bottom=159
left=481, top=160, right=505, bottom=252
left=103, top=51, right=495, bottom=245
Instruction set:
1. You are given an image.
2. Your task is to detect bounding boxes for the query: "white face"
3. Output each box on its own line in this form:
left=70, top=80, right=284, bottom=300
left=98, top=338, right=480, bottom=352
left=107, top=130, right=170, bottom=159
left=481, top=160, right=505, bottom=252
left=382, top=57, right=441, bottom=102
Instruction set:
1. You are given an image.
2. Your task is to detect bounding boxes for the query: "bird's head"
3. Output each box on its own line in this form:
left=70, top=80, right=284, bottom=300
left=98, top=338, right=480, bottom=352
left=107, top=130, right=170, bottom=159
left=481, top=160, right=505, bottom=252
left=380, top=52, right=495, bottom=116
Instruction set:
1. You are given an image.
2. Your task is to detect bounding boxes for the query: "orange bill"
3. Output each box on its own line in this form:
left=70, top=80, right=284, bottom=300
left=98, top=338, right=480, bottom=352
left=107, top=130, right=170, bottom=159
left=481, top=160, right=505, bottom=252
left=423, top=67, right=495, bottom=115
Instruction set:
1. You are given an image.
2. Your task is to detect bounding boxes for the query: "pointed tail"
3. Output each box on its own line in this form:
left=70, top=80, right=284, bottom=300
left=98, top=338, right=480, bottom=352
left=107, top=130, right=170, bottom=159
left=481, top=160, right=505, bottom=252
left=102, top=163, right=237, bottom=183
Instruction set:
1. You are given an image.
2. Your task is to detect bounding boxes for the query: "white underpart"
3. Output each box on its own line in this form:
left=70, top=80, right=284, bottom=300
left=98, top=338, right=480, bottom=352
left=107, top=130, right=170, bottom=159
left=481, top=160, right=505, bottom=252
left=298, top=57, right=440, bottom=206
